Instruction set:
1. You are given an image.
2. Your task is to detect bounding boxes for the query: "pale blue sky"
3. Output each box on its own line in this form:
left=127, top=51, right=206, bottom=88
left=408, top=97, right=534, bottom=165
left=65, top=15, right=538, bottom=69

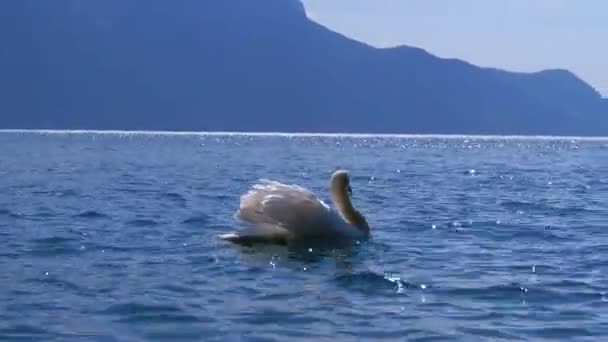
left=302, top=0, right=607, bottom=96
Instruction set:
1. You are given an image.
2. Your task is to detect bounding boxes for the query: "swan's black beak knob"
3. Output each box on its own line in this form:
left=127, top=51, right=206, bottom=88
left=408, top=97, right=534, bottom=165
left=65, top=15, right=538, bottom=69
left=347, top=185, right=353, bottom=197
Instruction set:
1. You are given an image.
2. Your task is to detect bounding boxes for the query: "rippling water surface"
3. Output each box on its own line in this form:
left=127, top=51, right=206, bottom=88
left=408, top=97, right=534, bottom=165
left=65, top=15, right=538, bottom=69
left=1, top=131, right=608, bottom=341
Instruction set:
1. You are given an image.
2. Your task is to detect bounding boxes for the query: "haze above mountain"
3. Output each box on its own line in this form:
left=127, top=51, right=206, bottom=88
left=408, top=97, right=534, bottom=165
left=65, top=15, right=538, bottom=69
left=0, top=0, right=606, bottom=135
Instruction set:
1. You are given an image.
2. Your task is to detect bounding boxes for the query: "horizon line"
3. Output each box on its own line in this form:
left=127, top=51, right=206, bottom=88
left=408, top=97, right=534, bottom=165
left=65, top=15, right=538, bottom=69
left=1, top=129, right=608, bottom=141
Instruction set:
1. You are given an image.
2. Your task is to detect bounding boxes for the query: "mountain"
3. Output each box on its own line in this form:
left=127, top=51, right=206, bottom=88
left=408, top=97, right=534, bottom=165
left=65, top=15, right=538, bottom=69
left=0, top=0, right=606, bottom=135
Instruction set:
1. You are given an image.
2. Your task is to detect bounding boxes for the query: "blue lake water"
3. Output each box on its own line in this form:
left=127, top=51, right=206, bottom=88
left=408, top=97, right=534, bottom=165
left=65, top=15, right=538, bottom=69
left=1, top=131, right=608, bottom=341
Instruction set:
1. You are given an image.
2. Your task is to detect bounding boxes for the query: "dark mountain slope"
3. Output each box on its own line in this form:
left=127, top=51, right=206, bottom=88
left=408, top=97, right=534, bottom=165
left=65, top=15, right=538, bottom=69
left=0, top=0, right=605, bottom=135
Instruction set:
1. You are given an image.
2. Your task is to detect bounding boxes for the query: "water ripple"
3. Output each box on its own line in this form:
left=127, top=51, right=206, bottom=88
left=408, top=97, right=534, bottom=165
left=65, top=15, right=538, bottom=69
left=126, top=219, right=159, bottom=227
left=181, top=214, right=209, bottom=225
left=0, top=324, right=52, bottom=341
left=72, top=210, right=110, bottom=219
left=100, top=303, right=202, bottom=323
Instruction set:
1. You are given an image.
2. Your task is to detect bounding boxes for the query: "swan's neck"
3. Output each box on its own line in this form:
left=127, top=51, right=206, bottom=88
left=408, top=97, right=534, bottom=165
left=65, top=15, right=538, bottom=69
left=331, top=189, right=370, bottom=236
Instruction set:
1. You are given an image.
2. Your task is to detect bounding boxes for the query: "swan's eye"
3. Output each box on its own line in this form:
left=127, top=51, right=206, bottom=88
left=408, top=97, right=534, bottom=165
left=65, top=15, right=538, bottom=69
left=347, top=185, right=353, bottom=196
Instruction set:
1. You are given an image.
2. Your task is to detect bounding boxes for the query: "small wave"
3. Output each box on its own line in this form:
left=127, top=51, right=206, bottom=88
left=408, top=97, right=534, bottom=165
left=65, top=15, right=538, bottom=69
left=515, top=327, right=594, bottom=339
left=554, top=205, right=595, bottom=216
left=27, top=245, right=80, bottom=257
left=0, top=324, right=51, bottom=339
left=186, top=255, right=219, bottom=265
left=158, top=284, right=199, bottom=295
left=100, top=302, right=182, bottom=315
left=27, top=236, right=81, bottom=257
left=513, top=227, right=573, bottom=242
left=161, top=192, right=187, bottom=206
left=30, top=211, right=55, bottom=220
left=237, top=308, right=328, bottom=326
left=99, top=303, right=201, bottom=323
left=501, top=200, right=592, bottom=217
left=112, top=187, right=157, bottom=195
left=126, top=219, right=159, bottom=227
left=0, top=208, right=22, bottom=219
left=24, top=275, right=85, bottom=294
left=333, top=271, right=426, bottom=294
left=457, top=327, right=519, bottom=340
left=181, top=214, right=209, bottom=225
left=0, top=251, right=20, bottom=259
left=436, top=282, right=597, bottom=304
left=73, top=210, right=110, bottom=219
left=536, top=281, right=605, bottom=302
left=30, top=189, right=79, bottom=197
left=89, top=244, right=143, bottom=253
left=440, top=283, right=530, bottom=298
left=58, top=189, right=79, bottom=198
left=500, top=200, right=549, bottom=212
left=31, top=190, right=53, bottom=195
left=32, top=236, right=77, bottom=244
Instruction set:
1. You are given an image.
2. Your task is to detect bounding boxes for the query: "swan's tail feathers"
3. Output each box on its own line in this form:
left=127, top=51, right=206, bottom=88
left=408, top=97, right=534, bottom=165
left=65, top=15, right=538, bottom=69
left=218, top=231, right=288, bottom=246
left=218, top=225, right=291, bottom=245
left=218, top=232, right=240, bottom=241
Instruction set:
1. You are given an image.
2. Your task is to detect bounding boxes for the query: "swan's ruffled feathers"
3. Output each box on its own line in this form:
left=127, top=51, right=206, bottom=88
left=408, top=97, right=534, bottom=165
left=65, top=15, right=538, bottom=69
left=235, top=179, right=335, bottom=237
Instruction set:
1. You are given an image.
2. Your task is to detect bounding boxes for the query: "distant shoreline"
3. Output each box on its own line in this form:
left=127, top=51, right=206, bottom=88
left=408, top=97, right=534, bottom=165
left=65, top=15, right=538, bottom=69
left=1, top=129, right=607, bottom=141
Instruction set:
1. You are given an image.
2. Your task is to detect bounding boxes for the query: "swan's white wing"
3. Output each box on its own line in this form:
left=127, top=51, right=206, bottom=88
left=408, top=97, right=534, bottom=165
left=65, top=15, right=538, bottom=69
left=235, top=179, right=335, bottom=237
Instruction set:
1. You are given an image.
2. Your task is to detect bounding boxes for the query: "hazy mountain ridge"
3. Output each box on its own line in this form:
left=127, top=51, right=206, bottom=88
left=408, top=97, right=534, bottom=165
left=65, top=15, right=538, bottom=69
left=0, top=0, right=605, bottom=135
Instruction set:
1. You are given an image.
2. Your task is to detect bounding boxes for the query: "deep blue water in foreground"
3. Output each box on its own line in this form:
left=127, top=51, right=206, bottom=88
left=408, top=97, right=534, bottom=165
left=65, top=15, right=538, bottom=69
left=1, top=131, right=608, bottom=341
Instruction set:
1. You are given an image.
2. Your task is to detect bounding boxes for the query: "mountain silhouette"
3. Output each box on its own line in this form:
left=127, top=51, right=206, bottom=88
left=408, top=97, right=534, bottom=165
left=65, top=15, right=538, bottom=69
left=0, top=0, right=606, bottom=135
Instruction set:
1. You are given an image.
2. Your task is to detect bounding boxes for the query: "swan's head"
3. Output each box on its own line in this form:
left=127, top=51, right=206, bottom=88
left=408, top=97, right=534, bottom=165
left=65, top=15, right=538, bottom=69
left=330, top=169, right=352, bottom=198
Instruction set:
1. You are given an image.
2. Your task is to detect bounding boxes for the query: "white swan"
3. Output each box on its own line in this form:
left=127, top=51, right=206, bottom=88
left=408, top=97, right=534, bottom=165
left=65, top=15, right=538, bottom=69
left=219, top=169, right=370, bottom=244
